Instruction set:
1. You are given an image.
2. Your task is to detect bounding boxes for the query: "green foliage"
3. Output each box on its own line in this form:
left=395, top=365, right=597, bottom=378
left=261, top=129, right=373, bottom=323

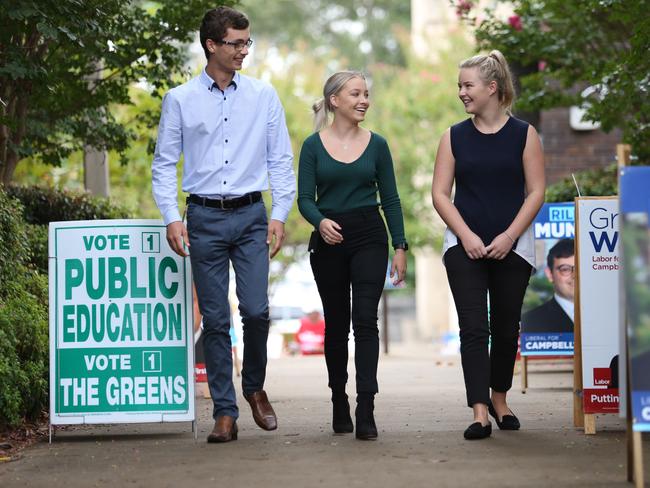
left=0, top=189, right=48, bottom=428
left=6, top=185, right=131, bottom=274
left=522, top=273, right=553, bottom=313
left=0, top=0, right=238, bottom=183
left=240, top=0, right=410, bottom=68
left=0, top=191, right=31, bottom=282
left=6, top=185, right=131, bottom=224
left=457, top=0, right=650, bottom=161
left=545, top=164, right=618, bottom=203
left=0, top=270, right=49, bottom=429
left=23, top=224, right=48, bottom=274
left=13, top=87, right=177, bottom=219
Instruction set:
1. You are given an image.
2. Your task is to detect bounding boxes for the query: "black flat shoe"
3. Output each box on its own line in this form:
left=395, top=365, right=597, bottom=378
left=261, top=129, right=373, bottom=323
left=488, top=401, right=520, bottom=430
left=463, top=421, right=492, bottom=440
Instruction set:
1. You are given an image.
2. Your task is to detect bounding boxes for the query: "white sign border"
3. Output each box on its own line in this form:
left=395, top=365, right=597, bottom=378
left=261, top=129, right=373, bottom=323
left=48, top=219, right=195, bottom=426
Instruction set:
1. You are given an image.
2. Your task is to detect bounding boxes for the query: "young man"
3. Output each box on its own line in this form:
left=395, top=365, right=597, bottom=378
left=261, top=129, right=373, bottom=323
left=521, top=238, right=575, bottom=333
left=152, top=6, right=295, bottom=443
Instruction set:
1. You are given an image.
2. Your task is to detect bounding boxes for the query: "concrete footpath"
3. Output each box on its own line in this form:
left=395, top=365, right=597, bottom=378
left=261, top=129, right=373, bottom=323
left=1, top=344, right=648, bottom=487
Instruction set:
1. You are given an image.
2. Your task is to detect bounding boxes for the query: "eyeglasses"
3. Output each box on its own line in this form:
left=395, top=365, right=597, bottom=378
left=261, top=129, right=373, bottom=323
left=214, top=38, right=253, bottom=52
left=555, top=264, right=575, bottom=276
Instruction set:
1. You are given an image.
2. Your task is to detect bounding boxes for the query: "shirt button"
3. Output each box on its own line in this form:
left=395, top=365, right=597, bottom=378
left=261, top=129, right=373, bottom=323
left=223, top=181, right=227, bottom=184
left=223, top=97, right=226, bottom=100
left=225, top=160, right=229, bottom=164
left=225, top=139, right=228, bottom=143
left=224, top=117, right=228, bottom=121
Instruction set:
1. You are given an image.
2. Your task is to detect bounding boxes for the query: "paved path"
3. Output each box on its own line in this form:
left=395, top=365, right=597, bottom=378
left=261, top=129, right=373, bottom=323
left=1, top=345, right=647, bottom=487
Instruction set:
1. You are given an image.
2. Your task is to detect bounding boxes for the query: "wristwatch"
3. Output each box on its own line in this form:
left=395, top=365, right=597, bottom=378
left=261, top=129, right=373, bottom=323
left=393, top=242, right=409, bottom=251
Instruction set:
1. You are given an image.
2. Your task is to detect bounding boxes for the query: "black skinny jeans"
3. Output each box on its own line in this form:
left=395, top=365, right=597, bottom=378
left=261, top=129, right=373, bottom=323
left=309, top=206, right=388, bottom=394
left=444, top=244, right=532, bottom=407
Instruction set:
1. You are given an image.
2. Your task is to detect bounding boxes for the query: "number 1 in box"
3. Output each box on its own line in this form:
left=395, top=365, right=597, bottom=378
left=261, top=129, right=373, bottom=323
left=143, top=351, right=162, bottom=372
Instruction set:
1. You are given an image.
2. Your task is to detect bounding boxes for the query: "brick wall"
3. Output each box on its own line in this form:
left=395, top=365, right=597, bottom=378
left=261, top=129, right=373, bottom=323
left=538, top=108, right=622, bottom=184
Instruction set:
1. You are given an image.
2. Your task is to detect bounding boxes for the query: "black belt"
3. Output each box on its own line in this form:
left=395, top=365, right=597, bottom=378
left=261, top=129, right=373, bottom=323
left=187, top=192, right=261, bottom=209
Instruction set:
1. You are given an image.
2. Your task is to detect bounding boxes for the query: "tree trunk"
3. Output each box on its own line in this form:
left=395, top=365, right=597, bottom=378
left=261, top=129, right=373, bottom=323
left=2, top=151, right=19, bottom=186
left=83, top=61, right=110, bottom=196
left=0, top=133, right=7, bottom=186
left=0, top=27, right=42, bottom=185
left=0, top=84, right=11, bottom=185
left=2, top=89, right=29, bottom=185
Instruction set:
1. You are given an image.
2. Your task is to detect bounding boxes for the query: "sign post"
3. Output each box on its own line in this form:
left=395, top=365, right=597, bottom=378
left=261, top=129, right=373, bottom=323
left=49, top=220, right=194, bottom=437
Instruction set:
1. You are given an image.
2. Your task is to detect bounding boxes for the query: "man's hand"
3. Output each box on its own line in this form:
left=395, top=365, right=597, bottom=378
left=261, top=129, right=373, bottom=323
left=166, top=221, right=189, bottom=257
left=267, top=219, right=285, bottom=258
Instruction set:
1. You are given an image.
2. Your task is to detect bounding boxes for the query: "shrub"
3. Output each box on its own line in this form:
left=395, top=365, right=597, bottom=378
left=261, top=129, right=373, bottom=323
left=24, top=224, right=48, bottom=274
left=0, top=190, right=30, bottom=283
left=0, top=269, right=49, bottom=428
left=546, top=164, right=619, bottom=203
left=0, top=189, right=49, bottom=428
left=7, top=185, right=132, bottom=275
left=6, top=185, right=131, bottom=225
left=0, top=186, right=130, bottom=428
left=1, top=186, right=131, bottom=427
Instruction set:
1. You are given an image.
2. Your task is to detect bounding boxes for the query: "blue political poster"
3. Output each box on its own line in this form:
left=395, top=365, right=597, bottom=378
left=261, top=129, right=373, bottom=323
left=520, top=203, right=576, bottom=356
left=620, top=166, right=650, bottom=432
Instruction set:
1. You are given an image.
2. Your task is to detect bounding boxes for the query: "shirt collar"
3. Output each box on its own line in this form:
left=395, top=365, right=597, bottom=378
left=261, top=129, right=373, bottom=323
left=200, top=69, right=239, bottom=92
left=554, top=293, right=574, bottom=321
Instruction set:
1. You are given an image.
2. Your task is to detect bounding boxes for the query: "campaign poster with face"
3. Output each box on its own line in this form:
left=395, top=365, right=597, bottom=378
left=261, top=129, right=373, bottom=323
left=520, top=202, right=575, bottom=357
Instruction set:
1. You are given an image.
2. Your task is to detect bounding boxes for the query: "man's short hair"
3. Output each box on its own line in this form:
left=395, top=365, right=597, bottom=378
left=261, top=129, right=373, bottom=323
left=547, top=238, right=575, bottom=269
left=200, top=6, right=249, bottom=60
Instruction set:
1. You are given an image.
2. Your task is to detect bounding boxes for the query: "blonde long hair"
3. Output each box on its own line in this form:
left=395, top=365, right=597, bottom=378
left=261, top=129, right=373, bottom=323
left=312, top=70, right=366, bottom=131
left=460, top=50, right=515, bottom=112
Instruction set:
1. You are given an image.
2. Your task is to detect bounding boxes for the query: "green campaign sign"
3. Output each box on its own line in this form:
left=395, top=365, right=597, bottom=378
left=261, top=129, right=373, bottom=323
left=49, top=220, right=194, bottom=424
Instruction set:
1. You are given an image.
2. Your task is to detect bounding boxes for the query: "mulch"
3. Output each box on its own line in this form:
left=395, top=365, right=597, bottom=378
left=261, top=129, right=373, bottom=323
left=0, top=414, right=49, bottom=463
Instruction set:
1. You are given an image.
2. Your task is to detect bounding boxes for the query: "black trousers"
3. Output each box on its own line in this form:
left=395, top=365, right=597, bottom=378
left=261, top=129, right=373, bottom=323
left=309, top=207, right=388, bottom=394
left=444, top=244, right=532, bottom=407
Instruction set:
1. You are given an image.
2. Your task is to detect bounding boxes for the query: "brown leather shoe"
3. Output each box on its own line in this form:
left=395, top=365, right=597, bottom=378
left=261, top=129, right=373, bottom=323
left=207, top=415, right=238, bottom=443
left=244, top=390, right=277, bottom=431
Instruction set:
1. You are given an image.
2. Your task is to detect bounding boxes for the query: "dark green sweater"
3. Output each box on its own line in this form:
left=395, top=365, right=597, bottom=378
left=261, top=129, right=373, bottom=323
left=297, top=131, right=406, bottom=246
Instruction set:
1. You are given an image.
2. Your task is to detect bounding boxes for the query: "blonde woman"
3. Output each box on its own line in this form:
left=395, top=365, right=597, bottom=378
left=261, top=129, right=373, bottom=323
left=298, top=71, right=407, bottom=440
left=432, top=51, right=545, bottom=439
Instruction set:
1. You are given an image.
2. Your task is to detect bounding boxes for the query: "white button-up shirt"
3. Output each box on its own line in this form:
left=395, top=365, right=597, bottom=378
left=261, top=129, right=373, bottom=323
left=152, top=70, right=295, bottom=225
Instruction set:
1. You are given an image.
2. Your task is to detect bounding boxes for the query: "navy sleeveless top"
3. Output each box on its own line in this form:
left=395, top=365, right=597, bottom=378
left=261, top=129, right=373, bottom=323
left=450, top=116, right=529, bottom=245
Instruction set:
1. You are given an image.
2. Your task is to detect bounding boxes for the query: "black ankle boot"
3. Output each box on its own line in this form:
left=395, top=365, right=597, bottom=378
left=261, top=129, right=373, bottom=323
left=332, top=391, right=353, bottom=433
left=355, top=393, right=378, bottom=440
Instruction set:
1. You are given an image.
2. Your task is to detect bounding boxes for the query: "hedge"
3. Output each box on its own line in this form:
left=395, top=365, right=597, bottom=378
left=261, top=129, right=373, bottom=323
left=6, top=185, right=131, bottom=225
left=0, top=190, right=31, bottom=282
left=546, top=163, right=618, bottom=203
left=0, top=190, right=48, bottom=428
left=0, top=270, right=49, bottom=428
left=7, top=185, right=131, bottom=274
left=0, top=186, right=130, bottom=428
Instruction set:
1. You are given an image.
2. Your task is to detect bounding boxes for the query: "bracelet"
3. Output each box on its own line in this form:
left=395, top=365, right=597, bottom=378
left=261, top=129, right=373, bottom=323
left=504, top=231, right=515, bottom=244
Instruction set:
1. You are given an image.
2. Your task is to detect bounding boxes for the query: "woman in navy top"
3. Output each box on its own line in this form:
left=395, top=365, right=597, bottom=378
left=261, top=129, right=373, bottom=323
left=432, top=50, right=545, bottom=439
